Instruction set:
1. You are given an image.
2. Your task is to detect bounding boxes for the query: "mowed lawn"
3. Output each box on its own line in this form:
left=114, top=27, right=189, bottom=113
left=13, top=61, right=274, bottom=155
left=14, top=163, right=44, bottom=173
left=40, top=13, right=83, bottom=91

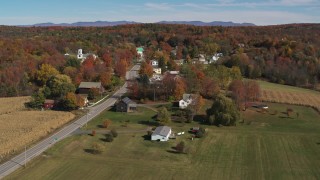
left=7, top=103, right=320, bottom=180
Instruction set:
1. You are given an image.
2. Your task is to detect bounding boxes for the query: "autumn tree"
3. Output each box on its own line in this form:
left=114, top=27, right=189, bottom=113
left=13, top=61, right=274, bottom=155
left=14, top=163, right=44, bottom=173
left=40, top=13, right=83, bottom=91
left=244, top=80, right=261, bottom=102
left=102, top=52, right=113, bottom=67
left=76, top=95, right=86, bottom=108
left=139, top=61, right=153, bottom=78
left=114, top=59, right=127, bottom=78
left=99, top=71, right=112, bottom=89
left=103, top=119, right=112, bottom=128
left=229, top=80, right=245, bottom=109
left=58, top=92, right=78, bottom=110
left=35, top=64, right=59, bottom=85
left=200, top=77, right=220, bottom=99
left=173, top=78, right=186, bottom=100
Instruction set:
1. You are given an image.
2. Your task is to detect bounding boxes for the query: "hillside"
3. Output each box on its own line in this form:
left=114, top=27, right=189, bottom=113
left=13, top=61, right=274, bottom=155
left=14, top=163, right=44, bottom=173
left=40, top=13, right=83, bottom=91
left=0, top=23, right=319, bottom=97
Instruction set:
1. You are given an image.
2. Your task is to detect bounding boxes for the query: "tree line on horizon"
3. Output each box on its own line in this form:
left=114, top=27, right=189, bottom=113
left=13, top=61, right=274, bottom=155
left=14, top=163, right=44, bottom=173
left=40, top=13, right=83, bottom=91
left=0, top=23, right=319, bottom=98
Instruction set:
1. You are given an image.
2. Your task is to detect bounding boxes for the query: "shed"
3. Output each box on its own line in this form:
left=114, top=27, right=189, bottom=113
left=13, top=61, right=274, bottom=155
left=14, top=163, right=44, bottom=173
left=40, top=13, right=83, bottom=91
left=151, top=126, right=172, bottom=141
left=116, top=97, right=137, bottom=112
left=43, top=99, right=55, bottom=109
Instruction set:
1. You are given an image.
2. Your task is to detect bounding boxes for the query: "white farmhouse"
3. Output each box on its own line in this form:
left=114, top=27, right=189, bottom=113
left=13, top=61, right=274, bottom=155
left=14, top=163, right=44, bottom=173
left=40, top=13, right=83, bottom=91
left=151, top=126, right=172, bottom=141
left=179, top=94, right=196, bottom=109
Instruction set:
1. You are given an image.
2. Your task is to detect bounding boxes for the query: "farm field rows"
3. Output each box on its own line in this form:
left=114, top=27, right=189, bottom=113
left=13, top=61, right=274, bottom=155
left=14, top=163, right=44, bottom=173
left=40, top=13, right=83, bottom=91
left=0, top=97, right=75, bottom=162
left=258, top=80, right=320, bottom=111
left=7, top=102, right=320, bottom=180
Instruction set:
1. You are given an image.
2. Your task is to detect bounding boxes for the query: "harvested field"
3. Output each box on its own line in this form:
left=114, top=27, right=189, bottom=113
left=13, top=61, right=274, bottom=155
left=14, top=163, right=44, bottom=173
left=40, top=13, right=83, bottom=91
left=258, top=81, right=320, bottom=112
left=0, top=97, right=75, bottom=162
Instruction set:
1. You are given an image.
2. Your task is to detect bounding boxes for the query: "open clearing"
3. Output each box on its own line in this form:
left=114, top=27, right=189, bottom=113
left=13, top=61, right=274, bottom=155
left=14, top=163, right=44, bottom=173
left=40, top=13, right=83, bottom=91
left=0, top=97, right=75, bottom=162
left=7, top=102, right=320, bottom=180
left=258, top=80, right=320, bottom=111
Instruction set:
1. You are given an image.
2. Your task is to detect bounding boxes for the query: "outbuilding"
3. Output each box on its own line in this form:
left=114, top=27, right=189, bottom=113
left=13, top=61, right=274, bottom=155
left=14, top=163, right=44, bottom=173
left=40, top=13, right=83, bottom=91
left=116, top=97, right=137, bottom=112
left=151, top=126, right=172, bottom=141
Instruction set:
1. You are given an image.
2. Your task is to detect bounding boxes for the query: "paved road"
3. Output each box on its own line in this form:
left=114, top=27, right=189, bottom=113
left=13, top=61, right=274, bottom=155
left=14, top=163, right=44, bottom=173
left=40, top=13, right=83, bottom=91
left=0, top=64, right=140, bottom=179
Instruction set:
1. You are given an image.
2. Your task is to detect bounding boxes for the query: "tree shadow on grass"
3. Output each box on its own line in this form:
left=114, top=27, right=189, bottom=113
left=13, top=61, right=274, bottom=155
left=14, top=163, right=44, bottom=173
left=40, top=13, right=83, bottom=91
left=278, top=116, right=293, bottom=119
left=193, top=115, right=207, bottom=125
left=167, top=146, right=180, bottom=154
left=138, top=120, right=159, bottom=126
left=317, top=142, right=320, bottom=145
left=84, top=149, right=95, bottom=154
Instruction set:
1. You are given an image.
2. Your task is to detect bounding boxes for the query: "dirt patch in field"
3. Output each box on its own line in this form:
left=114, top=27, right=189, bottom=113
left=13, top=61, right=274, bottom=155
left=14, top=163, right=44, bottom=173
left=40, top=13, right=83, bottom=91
left=0, top=96, right=75, bottom=162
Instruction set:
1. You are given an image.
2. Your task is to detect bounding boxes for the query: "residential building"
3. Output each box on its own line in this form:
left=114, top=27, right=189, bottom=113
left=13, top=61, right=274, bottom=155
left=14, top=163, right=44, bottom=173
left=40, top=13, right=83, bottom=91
left=151, top=60, right=159, bottom=67
left=179, top=93, right=197, bottom=109
left=151, top=126, right=172, bottom=141
left=174, top=59, right=184, bottom=66
left=78, top=82, right=105, bottom=95
left=116, top=97, right=137, bottom=112
left=136, top=47, right=144, bottom=58
left=153, top=67, right=162, bottom=75
left=43, top=99, right=55, bottom=109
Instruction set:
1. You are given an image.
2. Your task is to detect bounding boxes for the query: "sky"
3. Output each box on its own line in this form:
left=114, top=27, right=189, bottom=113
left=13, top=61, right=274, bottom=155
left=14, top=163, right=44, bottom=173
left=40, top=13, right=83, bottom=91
left=0, top=0, right=319, bottom=25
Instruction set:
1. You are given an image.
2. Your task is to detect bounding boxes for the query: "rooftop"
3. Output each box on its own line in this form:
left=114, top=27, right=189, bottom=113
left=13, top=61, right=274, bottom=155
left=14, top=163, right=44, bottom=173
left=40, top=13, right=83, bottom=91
left=121, top=97, right=137, bottom=107
left=152, top=126, right=171, bottom=137
left=79, top=82, right=102, bottom=89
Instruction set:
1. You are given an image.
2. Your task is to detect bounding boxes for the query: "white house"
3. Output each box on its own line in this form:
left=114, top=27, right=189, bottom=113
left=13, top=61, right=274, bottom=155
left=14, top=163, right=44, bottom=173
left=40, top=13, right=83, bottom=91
left=179, top=94, right=196, bottom=109
left=151, top=126, right=172, bottom=141
left=199, top=54, right=206, bottom=63
left=153, top=67, right=162, bottom=75
left=210, top=53, right=223, bottom=63
left=151, top=60, right=159, bottom=67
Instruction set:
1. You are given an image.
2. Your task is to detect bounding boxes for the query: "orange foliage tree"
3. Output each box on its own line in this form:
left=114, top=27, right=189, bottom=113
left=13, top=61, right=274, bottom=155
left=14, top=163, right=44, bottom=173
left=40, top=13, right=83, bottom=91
left=173, top=78, right=186, bottom=100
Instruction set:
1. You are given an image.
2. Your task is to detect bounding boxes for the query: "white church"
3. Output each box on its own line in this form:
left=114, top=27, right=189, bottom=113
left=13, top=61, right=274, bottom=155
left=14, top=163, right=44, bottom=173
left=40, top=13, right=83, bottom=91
left=77, top=49, right=97, bottom=62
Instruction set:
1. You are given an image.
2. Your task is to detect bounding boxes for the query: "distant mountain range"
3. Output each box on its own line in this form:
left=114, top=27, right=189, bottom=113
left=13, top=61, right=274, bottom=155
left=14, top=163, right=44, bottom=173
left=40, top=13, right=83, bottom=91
left=25, top=21, right=255, bottom=27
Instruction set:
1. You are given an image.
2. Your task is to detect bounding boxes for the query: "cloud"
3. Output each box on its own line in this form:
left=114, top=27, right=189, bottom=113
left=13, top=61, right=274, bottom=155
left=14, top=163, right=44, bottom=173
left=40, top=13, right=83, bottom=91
left=144, top=3, right=172, bottom=11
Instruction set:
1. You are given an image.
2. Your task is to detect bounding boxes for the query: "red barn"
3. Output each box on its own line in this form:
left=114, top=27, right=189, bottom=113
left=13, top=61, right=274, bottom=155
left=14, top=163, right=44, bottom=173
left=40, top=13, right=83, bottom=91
left=43, top=99, right=55, bottom=109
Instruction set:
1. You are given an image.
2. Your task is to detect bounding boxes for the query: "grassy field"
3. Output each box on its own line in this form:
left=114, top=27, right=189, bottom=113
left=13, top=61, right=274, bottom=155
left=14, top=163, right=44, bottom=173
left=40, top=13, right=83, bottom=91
left=7, top=102, right=320, bottom=180
left=258, top=80, right=320, bottom=111
left=0, top=97, right=75, bottom=163
left=83, top=107, right=158, bottom=130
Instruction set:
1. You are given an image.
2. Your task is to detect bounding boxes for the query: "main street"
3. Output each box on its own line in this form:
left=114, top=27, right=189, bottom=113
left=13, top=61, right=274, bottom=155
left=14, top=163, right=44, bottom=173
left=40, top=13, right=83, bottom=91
left=0, top=64, right=140, bottom=179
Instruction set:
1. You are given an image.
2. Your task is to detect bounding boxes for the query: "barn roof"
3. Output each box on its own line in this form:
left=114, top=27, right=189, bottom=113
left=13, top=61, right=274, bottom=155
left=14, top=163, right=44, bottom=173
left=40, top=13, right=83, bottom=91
left=121, top=97, right=137, bottom=107
left=152, top=126, right=171, bottom=137
left=79, top=82, right=102, bottom=89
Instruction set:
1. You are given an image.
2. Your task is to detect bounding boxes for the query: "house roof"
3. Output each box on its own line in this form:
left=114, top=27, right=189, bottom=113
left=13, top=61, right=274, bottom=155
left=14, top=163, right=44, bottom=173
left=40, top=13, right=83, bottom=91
left=182, top=94, right=193, bottom=101
left=136, top=47, right=144, bottom=53
left=44, top=99, right=55, bottom=104
left=121, top=97, right=137, bottom=107
left=174, top=59, right=184, bottom=63
left=152, top=126, right=171, bottom=137
left=79, top=82, right=102, bottom=89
